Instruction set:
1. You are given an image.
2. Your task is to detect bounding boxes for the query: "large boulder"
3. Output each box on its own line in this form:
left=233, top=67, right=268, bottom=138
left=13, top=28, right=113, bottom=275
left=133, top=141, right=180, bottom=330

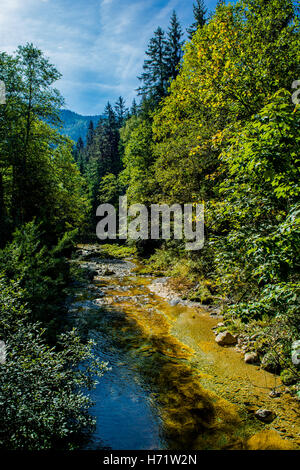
left=215, top=331, right=237, bottom=346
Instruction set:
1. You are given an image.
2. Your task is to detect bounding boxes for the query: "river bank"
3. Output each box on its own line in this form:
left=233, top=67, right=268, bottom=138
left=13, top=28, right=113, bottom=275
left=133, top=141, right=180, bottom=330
left=68, top=244, right=299, bottom=450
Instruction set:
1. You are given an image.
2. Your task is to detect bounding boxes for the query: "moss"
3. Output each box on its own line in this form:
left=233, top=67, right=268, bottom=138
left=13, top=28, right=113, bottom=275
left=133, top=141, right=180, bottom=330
left=188, top=283, right=214, bottom=305
left=100, top=243, right=137, bottom=259
left=280, top=369, right=298, bottom=386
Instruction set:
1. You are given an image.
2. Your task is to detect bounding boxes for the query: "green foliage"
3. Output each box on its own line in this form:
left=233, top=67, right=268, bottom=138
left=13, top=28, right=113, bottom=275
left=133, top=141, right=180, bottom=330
left=100, top=243, right=137, bottom=259
left=0, top=45, right=89, bottom=243
left=225, top=283, right=299, bottom=322
left=187, top=0, right=207, bottom=39
left=138, top=10, right=184, bottom=102
left=98, top=173, right=122, bottom=207
left=0, top=222, right=76, bottom=337
left=166, top=11, right=184, bottom=81
left=280, top=369, right=298, bottom=386
left=138, top=27, right=170, bottom=101
left=120, top=115, right=156, bottom=205
left=0, top=275, right=107, bottom=450
left=59, top=109, right=101, bottom=144
left=0, top=44, right=107, bottom=450
left=120, top=0, right=300, bottom=377
left=0, top=0, right=299, bottom=448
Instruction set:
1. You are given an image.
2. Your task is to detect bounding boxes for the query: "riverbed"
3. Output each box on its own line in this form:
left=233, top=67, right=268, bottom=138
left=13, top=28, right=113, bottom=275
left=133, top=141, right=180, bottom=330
left=68, top=245, right=299, bottom=450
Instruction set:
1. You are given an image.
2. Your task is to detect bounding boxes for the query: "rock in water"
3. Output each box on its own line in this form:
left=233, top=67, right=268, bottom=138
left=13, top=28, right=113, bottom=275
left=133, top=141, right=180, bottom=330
left=255, top=409, right=276, bottom=423
left=244, top=352, right=259, bottom=364
left=215, top=331, right=237, bottom=346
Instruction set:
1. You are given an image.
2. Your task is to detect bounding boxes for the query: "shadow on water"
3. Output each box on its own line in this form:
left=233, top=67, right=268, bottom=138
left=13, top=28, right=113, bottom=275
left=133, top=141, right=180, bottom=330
left=69, top=271, right=247, bottom=451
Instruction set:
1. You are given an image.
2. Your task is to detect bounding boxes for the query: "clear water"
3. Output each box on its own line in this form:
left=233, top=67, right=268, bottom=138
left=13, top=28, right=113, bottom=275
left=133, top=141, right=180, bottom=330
left=69, top=254, right=296, bottom=451
left=84, top=321, right=164, bottom=450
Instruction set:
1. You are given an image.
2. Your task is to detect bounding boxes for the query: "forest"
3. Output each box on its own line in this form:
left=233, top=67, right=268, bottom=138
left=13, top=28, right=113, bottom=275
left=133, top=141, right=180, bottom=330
left=0, top=0, right=299, bottom=452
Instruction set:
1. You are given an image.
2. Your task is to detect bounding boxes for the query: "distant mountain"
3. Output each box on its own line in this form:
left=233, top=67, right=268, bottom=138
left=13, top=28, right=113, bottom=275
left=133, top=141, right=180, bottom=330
left=58, top=109, right=102, bottom=143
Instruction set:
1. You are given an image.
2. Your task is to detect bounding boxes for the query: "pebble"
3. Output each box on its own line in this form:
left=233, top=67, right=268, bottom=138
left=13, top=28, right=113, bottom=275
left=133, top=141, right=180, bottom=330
left=244, top=352, right=259, bottom=364
left=255, top=409, right=277, bottom=423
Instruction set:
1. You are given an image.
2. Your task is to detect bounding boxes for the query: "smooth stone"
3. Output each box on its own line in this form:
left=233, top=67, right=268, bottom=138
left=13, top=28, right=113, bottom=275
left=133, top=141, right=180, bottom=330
left=255, top=409, right=276, bottom=423
left=215, top=331, right=238, bottom=346
left=244, top=352, right=259, bottom=364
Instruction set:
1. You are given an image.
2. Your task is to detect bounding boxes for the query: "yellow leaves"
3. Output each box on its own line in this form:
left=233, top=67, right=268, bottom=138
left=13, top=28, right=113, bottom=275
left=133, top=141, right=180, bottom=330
left=189, top=145, right=201, bottom=156
left=205, top=171, right=221, bottom=181
left=212, top=130, right=225, bottom=147
left=225, top=60, right=231, bottom=70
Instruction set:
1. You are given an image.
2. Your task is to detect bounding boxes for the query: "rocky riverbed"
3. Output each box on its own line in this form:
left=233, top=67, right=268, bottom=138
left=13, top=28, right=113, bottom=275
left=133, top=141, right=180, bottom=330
left=67, top=244, right=300, bottom=450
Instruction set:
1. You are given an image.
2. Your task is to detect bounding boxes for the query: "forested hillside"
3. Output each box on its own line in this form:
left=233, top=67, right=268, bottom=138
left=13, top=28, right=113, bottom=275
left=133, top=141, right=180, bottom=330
left=59, top=109, right=102, bottom=143
left=0, top=0, right=299, bottom=451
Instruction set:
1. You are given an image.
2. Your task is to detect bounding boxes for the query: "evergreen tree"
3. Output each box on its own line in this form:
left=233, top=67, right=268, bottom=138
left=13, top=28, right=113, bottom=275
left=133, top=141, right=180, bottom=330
left=82, top=120, right=95, bottom=168
left=114, top=96, right=128, bottom=127
left=86, top=120, right=94, bottom=147
left=73, top=136, right=85, bottom=172
left=77, top=136, right=84, bottom=151
left=102, top=102, right=120, bottom=175
left=138, top=27, right=170, bottom=101
left=167, top=11, right=184, bottom=81
left=72, top=136, right=84, bottom=163
left=130, top=98, right=139, bottom=116
left=187, top=0, right=207, bottom=39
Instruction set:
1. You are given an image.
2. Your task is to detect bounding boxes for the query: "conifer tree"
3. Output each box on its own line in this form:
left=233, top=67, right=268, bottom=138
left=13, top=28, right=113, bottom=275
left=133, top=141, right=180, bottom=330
left=77, top=136, right=84, bottom=151
left=187, top=0, right=207, bottom=39
left=130, top=98, right=139, bottom=116
left=114, top=96, right=128, bottom=127
left=73, top=136, right=84, bottom=164
left=101, top=102, right=120, bottom=175
left=1, top=44, right=64, bottom=227
left=216, top=0, right=225, bottom=8
left=83, top=120, right=95, bottom=168
left=86, top=121, right=94, bottom=147
left=76, top=136, right=85, bottom=173
left=138, top=27, right=169, bottom=101
left=167, top=11, right=184, bottom=81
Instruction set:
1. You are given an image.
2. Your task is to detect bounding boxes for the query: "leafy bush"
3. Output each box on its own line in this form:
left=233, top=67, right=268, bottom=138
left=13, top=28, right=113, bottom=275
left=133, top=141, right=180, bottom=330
left=0, top=221, right=77, bottom=338
left=225, top=283, right=300, bottom=322
left=0, top=274, right=107, bottom=450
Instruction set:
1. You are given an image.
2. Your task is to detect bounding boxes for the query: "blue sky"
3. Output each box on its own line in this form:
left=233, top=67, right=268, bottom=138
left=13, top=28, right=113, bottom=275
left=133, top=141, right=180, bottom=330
left=0, top=0, right=219, bottom=115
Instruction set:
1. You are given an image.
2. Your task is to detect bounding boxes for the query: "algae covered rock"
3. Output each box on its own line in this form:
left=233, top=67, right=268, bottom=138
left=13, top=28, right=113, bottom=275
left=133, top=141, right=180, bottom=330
left=246, top=430, right=295, bottom=450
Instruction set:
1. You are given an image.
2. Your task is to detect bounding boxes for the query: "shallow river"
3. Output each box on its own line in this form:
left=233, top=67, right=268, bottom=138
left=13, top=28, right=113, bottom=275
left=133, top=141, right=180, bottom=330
left=68, top=246, right=299, bottom=450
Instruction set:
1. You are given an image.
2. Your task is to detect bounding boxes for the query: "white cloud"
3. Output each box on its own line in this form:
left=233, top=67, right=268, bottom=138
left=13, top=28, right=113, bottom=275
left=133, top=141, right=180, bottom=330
left=0, top=0, right=217, bottom=114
